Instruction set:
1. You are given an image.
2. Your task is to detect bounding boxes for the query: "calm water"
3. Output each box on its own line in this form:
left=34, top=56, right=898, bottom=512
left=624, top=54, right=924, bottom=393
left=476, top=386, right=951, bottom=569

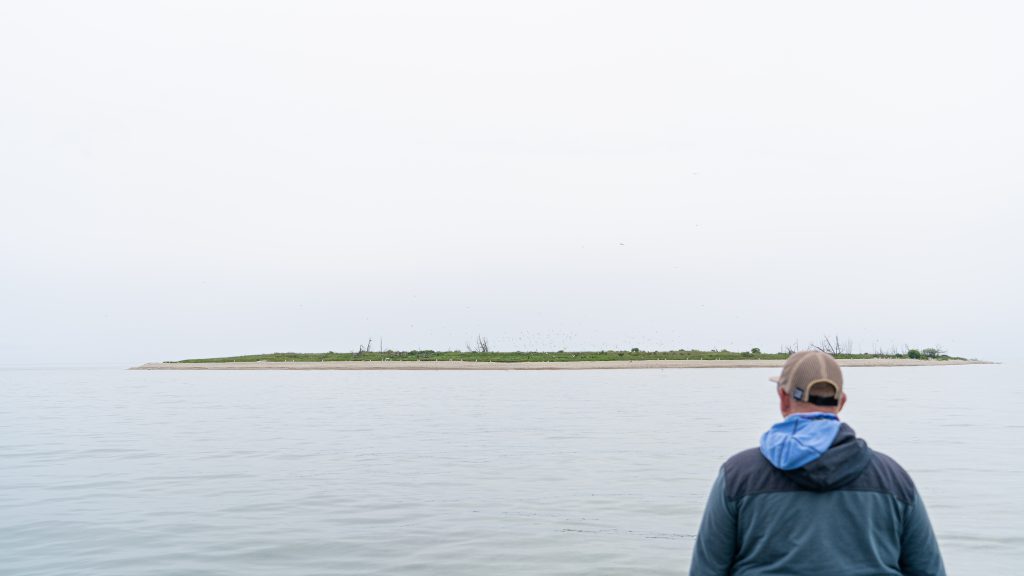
left=1, top=364, right=1022, bottom=575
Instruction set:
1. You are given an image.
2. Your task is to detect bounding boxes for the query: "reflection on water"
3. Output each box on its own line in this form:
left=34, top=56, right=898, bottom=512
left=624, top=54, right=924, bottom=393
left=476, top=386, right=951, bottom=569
left=1, top=364, right=1021, bottom=574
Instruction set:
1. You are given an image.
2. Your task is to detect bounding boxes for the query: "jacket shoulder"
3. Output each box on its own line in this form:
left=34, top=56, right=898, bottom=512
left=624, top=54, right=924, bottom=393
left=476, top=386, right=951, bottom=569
left=723, top=447, right=769, bottom=474
left=721, top=447, right=794, bottom=501
left=846, top=449, right=917, bottom=503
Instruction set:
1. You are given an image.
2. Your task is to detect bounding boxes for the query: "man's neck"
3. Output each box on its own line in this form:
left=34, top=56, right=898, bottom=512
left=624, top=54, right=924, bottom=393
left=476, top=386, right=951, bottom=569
left=783, top=409, right=839, bottom=419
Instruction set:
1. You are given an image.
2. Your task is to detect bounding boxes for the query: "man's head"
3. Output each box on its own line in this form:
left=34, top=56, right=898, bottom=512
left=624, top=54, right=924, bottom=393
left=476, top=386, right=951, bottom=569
left=771, top=350, right=847, bottom=417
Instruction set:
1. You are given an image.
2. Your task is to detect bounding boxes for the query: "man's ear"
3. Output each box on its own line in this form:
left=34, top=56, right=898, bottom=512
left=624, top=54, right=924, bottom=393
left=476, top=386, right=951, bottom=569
left=837, top=392, right=848, bottom=413
left=778, top=387, right=790, bottom=415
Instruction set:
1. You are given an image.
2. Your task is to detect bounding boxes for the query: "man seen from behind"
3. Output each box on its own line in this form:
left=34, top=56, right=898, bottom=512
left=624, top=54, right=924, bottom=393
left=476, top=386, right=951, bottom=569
left=689, top=350, right=945, bottom=575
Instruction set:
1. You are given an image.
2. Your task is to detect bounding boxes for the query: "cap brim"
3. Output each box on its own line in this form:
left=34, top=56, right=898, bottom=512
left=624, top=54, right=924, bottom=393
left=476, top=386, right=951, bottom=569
left=769, top=376, right=780, bottom=383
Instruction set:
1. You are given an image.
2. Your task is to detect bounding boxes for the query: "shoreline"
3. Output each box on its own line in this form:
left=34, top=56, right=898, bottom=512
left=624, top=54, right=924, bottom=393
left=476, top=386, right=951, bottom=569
left=131, top=359, right=990, bottom=371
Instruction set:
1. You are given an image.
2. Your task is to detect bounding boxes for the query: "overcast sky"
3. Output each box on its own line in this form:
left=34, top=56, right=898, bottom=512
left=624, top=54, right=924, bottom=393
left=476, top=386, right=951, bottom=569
left=1, top=1, right=1021, bottom=365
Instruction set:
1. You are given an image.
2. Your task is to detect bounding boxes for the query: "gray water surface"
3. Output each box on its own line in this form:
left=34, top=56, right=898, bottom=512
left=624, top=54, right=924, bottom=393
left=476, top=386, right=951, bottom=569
left=1, top=364, right=1021, bottom=574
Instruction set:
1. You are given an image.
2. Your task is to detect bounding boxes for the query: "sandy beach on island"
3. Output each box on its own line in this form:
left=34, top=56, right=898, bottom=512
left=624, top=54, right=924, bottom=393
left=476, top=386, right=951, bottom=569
left=132, top=359, right=989, bottom=370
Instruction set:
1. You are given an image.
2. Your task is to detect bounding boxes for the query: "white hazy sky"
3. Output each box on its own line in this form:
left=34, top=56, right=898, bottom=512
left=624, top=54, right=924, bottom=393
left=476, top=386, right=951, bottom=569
left=1, top=2, right=1021, bottom=365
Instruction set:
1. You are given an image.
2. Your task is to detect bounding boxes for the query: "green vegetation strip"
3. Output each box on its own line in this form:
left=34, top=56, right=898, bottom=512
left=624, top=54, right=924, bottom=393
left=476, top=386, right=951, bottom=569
left=175, top=348, right=963, bottom=363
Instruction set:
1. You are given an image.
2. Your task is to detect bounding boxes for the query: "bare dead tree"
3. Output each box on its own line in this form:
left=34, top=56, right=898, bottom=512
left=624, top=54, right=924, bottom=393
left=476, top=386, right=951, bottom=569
left=811, top=334, right=847, bottom=355
left=781, top=340, right=799, bottom=355
left=476, top=335, right=490, bottom=353
left=811, top=337, right=832, bottom=354
left=358, top=338, right=373, bottom=355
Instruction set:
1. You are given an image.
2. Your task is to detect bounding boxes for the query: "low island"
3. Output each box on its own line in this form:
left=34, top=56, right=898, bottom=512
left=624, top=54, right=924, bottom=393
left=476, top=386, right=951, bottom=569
left=133, top=348, right=987, bottom=370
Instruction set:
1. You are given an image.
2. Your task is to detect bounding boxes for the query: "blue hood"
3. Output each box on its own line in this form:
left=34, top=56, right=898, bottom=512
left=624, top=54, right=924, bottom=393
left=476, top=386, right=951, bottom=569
left=760, top=413, right=841, bottom=471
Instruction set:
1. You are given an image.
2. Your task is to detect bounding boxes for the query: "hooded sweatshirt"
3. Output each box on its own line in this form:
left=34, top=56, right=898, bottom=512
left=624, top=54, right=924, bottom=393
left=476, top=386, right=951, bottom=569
left=690, top=417, right=945, bottom=576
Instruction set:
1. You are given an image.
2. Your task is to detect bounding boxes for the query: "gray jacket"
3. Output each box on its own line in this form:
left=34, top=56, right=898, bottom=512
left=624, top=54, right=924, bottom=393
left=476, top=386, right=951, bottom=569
left=690, top=423, right=945, bottom=575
